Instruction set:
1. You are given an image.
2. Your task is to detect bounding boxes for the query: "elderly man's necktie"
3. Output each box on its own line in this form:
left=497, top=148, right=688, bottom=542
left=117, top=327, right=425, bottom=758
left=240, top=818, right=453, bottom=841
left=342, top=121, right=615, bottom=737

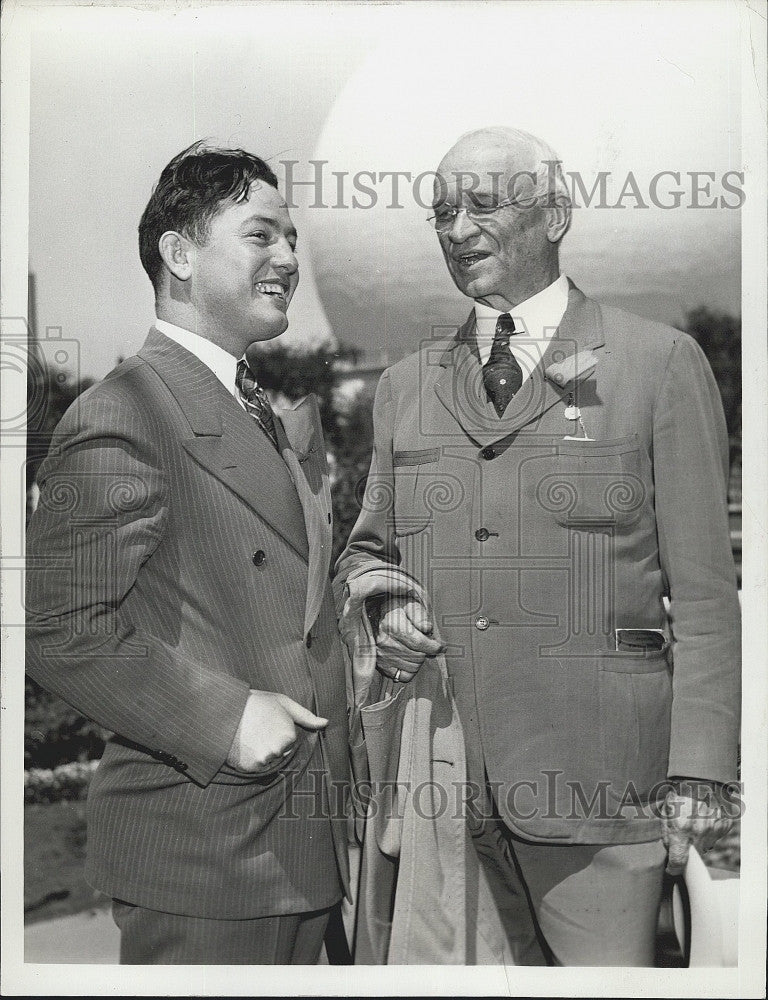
left=482, top=313, right=523, bottom=417
left=235, top=359, right=278, bottom=449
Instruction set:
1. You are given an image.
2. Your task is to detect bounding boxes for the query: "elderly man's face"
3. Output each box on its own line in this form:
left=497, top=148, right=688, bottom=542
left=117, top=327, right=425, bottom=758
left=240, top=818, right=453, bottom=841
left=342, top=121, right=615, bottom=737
left=433, top=136, right=556, bottom=310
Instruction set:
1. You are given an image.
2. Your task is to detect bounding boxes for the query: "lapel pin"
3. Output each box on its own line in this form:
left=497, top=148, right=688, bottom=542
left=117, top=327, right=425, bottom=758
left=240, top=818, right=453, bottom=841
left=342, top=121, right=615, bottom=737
left=544, top=353, right=599, bottom=442
left=562, top=393, right=593, bottom=439
left=564, top=393, right=580, bottom=421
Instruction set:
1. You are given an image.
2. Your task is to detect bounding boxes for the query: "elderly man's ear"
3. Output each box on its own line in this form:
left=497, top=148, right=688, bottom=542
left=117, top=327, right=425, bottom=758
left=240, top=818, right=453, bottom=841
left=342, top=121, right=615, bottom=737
left=545, top=198, right=572, bottom=245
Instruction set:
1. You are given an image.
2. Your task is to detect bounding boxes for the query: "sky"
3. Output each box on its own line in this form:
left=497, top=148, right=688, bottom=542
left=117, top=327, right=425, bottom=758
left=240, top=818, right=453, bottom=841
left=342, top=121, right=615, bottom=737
left=26, top=1, right=745, bottom=379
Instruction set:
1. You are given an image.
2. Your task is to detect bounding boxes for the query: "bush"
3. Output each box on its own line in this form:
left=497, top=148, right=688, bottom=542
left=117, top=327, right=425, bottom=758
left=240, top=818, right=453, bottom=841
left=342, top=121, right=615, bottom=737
left=25, top=678, right=105, bottom=769
left=329, top=386, right=375, bottom=562
left=248, top=340, right=375, bottom=560
left=24, top=760, right=99, bottom=804
left=684, top=307, right=740, bottom=440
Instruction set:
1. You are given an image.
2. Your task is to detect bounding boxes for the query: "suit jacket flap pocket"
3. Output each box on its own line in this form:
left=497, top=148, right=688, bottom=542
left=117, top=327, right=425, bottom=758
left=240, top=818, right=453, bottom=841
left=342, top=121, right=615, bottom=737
left=393, top=447, right=441, bottom=467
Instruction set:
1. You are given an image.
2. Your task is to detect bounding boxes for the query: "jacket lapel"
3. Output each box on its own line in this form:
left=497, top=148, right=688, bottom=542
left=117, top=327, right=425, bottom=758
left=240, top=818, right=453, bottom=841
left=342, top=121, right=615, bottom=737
left=139, top=329, right=309, bottom=562
left=275, top=395, right=333, bottom=634
left=434, top=283, right=606, bottom=446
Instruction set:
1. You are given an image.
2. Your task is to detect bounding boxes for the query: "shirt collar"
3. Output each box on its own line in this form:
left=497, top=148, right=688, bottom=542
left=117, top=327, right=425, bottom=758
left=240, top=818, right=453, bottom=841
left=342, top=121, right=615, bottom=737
left=154, top=318, right=241, bottom=398
left=473, top=273, right=569, bottom=366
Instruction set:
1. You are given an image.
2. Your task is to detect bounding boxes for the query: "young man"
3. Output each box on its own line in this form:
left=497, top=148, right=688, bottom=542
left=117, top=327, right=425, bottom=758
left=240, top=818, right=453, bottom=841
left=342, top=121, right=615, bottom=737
left=26, top=143, right=349, bottom=964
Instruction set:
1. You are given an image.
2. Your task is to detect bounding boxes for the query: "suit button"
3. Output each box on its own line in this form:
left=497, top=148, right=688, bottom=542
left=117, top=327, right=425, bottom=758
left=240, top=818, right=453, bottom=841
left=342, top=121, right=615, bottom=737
left=252, top=550, right=266, bottom=566
left=305, top=632, right=312, bottom=649
left=474, top=615, right=491, bottom=631
left=480, top=447, right=496, bottom=461
left=475, top=528, right=491, bottom=541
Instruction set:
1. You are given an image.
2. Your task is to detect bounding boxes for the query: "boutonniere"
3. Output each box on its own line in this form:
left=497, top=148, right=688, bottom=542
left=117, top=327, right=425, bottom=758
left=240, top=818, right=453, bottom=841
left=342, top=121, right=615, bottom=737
left=544, top=349, right=600, bottom=441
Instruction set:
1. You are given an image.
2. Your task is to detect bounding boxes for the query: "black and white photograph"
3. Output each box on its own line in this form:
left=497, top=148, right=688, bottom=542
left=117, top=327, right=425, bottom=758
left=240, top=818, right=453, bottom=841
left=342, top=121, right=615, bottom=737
left=1, top=0, right=766, bottom=995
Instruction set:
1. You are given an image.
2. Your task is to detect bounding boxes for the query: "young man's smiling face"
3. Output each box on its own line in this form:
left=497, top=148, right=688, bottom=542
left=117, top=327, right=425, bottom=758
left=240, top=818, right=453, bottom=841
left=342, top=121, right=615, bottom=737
left=187, top=180, right=299, bottom=357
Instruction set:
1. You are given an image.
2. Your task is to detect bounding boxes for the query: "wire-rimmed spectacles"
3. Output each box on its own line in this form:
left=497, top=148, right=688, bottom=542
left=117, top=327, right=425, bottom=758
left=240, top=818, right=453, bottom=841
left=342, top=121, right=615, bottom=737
left=427, top=196, right=523, bottom=232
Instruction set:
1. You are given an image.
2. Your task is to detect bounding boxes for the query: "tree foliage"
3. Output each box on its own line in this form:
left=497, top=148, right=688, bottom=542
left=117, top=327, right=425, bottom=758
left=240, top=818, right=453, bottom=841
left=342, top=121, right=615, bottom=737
left=25, top=680, right=105, bottom=769
left=684, top=306, right=741, bottom=441
left=26, top=363, right=94, bottom=495
left=250, top=342, right=376, bottom=559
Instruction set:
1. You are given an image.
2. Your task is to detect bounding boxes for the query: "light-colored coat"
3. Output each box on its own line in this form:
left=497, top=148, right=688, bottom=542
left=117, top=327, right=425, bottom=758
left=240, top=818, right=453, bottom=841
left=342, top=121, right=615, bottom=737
left=336, top=562, right=516, bottom=964
left=336, top=283, right=740, bottom=845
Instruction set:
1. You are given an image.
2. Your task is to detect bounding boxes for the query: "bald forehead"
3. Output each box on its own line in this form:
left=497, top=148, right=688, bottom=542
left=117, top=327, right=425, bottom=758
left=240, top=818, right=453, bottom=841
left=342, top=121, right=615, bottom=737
left=438, top=128, right=541, bottom=178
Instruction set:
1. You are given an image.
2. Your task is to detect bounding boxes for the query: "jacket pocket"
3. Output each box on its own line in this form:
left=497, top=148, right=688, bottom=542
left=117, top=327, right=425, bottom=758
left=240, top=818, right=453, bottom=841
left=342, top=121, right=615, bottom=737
left=393, top=448, right=441, bottom=466
left=599, top=642, right=670, bottom=673
left=392, top=451, right=465, bottom=537
left=212, top=731, right=316, bottom=787
left=597, top=645, right=672, bottom=800
left=537, top=434, right=647, bottom=528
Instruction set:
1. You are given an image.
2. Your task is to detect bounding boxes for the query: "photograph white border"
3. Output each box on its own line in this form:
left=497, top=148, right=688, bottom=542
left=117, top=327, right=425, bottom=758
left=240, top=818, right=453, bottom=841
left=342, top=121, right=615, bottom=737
left=2, top=2, right=765, bottom=995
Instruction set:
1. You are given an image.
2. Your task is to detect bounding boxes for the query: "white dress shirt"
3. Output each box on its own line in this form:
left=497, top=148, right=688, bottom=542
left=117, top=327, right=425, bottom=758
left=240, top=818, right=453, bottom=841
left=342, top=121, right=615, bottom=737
left=154, top=318, right=243, bottom=404
left=474, top=273, right=569, bottom=385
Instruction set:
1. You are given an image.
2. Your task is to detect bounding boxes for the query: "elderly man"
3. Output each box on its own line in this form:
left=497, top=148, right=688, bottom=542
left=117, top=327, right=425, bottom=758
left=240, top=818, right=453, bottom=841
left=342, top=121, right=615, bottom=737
left=26, top=143, right=349, bottom=964
left=335, top=127, right=740, bottom=965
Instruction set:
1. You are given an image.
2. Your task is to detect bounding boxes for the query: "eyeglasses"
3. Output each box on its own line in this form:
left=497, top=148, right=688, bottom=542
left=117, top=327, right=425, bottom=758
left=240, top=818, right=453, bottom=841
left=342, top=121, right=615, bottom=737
left=427, top=196, right=521, bottom=232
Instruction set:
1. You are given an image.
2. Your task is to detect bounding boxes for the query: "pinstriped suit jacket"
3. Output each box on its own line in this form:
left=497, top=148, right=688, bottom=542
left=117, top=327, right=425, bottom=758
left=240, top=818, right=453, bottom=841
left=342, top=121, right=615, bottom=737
left=26, top=329, right=349, bottom=919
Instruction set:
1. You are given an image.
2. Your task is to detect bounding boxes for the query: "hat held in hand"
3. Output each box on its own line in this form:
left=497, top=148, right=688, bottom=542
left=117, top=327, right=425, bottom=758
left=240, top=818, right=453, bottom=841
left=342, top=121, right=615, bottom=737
left=672, top=846, right=739, bottom=967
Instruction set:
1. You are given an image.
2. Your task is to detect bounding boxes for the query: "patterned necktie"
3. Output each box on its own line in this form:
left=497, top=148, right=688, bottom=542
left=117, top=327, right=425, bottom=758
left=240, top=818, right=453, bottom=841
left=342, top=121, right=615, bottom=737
left=235, top=359, right=279, bottom=449
left=482, top=313, right=523, bottom=417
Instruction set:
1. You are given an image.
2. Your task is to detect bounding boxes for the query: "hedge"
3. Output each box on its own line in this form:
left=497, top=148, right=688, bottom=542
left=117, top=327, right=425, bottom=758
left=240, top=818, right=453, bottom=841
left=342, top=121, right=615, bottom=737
left=25, top=677, right=106, bottom=769
left=24, top=760, right=99, bottom=804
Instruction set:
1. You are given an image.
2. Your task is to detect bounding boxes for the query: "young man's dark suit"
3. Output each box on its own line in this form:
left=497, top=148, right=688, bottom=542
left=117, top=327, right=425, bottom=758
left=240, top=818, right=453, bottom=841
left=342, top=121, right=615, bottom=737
left=26, top=327, right=349, bottom=962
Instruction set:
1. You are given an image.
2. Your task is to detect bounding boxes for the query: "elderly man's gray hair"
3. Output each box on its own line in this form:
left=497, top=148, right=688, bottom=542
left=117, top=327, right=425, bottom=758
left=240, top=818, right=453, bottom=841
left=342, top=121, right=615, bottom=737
left=451, top=125, right=571, bottom=210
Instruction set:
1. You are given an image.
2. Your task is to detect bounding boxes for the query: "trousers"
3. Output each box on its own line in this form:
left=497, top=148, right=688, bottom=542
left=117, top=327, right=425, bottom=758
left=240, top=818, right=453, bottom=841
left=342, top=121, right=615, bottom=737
left=112, top=899, right=331, bottom=965
left=472, top=817, right=666, bottom=966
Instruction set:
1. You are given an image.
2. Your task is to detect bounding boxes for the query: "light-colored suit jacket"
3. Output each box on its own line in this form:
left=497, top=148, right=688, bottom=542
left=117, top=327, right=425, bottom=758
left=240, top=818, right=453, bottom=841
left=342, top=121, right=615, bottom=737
left=26, top=328, right=349, bottom=918
left=335, top=283, right=740, bottom=844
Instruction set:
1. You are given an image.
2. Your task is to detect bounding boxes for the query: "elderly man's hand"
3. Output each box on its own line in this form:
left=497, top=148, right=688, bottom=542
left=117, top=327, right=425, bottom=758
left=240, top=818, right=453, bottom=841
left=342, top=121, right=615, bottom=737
left=661, top=780, right=735, bottom=876
left=372, top=595, right=444, bottom=683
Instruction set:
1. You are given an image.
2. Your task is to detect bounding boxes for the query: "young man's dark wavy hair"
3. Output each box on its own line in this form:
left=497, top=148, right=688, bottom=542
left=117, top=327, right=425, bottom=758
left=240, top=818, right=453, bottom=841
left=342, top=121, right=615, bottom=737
left=138, top=140, right=279, bottom=290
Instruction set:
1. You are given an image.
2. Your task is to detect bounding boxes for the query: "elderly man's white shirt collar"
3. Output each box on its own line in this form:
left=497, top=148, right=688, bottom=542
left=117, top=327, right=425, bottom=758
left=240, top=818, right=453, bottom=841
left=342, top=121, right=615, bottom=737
left=473, top=274, right=570, bottom=377
left=154, top=318, right=242, bottom=400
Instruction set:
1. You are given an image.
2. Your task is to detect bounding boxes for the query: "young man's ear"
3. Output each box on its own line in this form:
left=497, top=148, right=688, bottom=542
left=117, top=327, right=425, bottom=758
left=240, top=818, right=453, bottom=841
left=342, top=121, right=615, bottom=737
left=158, top=231, right=194, bottom=281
